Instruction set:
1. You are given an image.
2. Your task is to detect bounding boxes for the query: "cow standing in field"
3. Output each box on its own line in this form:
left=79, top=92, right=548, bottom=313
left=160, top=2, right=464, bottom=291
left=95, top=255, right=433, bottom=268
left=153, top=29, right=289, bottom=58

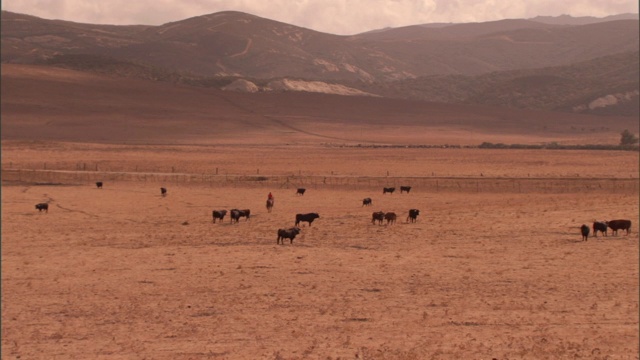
left=212, top=210, right=227, bottom=223
left=96, top=181, right=103, bottom=189
left=161, top=187, right=167, bottom=196
left=383, top=187, right=395, bottom=194
left=580, top=224, right=590, bottom=241
left=277, top=227, right=301, bottom=244
left=372, top=211, right=384, bottom=225
left=400, top=186, right=412, bottom=194
left=607, top=219, right=632, bottom=235
left=230, top=209, right=250, bottom=223
left=296, top=188, right=306, bottom=196
left=295, top=213, right=319, bottom=227
left=407, top=209, right=420, bottom=223
left=384, top=212, right=397, bottom=225
left=35, top=203, right=49, bottom=213
left=362, top=198, right=372, bottom=206
left=592, top=221, right=608, bottom=237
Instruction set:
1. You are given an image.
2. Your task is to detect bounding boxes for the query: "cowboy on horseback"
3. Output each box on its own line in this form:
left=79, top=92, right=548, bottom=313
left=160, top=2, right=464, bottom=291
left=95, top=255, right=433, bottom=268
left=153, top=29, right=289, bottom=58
left=266, top=192, right=275, bottom=212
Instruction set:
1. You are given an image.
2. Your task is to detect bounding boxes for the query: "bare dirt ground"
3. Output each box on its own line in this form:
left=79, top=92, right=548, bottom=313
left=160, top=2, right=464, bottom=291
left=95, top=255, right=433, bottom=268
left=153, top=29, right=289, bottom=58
left=2, top=143, right=638, bottom=359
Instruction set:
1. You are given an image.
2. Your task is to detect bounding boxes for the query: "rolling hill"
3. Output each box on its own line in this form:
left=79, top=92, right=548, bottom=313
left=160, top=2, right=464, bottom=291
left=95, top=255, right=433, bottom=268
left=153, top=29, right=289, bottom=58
left=2, top=63, right=637, bottom=146
left=1, top=10, right=638, bottom=117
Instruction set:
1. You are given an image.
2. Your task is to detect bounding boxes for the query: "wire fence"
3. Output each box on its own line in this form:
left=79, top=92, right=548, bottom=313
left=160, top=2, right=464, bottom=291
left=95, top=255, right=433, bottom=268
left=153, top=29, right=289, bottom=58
left=2, top=169, right=638, bottom=194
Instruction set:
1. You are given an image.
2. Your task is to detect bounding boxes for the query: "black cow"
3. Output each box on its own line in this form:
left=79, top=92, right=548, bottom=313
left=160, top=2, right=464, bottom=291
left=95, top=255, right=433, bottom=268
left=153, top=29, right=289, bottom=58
left=96, top=181, right=103, bottom=189
left=295, top=213, right=319, bottom=227
left=277, top=227, right=301, bottom=244
left=296, top=188, right=306, bottom=196
left=372, top=211, right=384, bottom=225
left=580, top=224, right=590, bottom=241
left=266, top=198, right=274, bottom=213
left=400, top=186, right=412, bottom=194
left=384, top=212, right=397, bottom=225
left=362, top=198, right=372, bottom=206
left=607, top=219, right=632, bottom=235
left=230, top=209, right=250, bottom=223
left=35, top=203, right=49, bottom=213
left=383, top=187, right=395, bottom=194
left=161, top=187, right=167, bottom=196
left=592, top=221, right=608, bottom=237
left=407, top=209, right=420, bottom=223
left=212, top=210, right=227, bottom=223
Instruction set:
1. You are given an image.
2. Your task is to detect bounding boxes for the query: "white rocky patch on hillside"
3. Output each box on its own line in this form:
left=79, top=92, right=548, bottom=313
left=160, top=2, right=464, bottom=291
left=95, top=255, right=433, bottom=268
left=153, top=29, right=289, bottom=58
left=266, top=78, right=378, bottom=96
left=573, top=90, right=639, bottom=111
left=222, top=79, right=259, bottom=92
left=221, top=78, right=377, bottom=96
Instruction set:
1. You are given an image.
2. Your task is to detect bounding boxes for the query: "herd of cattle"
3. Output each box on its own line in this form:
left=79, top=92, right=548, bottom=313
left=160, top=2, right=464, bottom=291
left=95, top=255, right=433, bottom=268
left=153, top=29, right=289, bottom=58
left=33, top=181, right=633, bottom=244
left=580, top=220, right=632, bottom=241
left=34, top=182, right=421, bottom=245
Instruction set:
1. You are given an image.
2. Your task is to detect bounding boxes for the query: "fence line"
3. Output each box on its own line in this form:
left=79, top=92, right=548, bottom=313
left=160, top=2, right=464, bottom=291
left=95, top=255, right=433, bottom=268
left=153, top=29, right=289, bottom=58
left=2, top=169, right=638, bottom=194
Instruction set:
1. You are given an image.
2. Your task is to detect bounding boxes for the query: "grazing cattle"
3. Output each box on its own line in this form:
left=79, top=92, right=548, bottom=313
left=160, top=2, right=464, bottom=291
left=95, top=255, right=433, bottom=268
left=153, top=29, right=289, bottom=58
left=400, top=186, right=412, bottom=194
left=230, top=209, right=250, bottom=223
left=96, top=181, right=103, bottom=189
left=266, top=198, right=274, bottom=213
left=607, top=219, right=632, bottom=235
left=277, top=227, right=301, bottom=244
left=372, top=211, right=384, bottom=225
left=160, top=187, right=167, bottom=196
left=230, top=210, right=242, bottom=224
left=35, top=203, right=49, bottom=213
left=362, top=198, right=372, bottom=206
left=212, top=210, right=227, bottom=223
left=384, top=212, right=397, bottom=225
left=383, top=187, right=395, bottom=194
left=295, top=213, right=319, bottom=227
left=580, top=224, right=590, bottom=241
left=407, top=209, right=420, bottom=223
left=592, top=221, right=608, bottom=237
left=296, top=188, right=306, bottom=196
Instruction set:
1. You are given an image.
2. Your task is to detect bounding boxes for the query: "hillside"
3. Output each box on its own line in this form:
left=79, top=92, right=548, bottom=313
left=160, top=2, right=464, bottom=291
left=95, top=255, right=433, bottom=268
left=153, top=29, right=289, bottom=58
left=1, top=10, right=638, bottom=116
left=2, top=64, right=637, bottom=146
left=3, top=10, right=637, bottom=80
left=356, top=51, right=639, bottom=116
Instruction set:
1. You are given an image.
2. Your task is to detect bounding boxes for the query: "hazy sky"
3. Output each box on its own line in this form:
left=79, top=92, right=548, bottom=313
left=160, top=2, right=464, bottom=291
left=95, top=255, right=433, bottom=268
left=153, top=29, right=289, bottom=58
left=2, top=0, right=638, bottom=35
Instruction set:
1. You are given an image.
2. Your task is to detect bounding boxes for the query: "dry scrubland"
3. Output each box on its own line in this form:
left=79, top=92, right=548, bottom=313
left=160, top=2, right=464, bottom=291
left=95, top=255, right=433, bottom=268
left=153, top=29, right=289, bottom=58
left=2, top=143, right=639, bottom=359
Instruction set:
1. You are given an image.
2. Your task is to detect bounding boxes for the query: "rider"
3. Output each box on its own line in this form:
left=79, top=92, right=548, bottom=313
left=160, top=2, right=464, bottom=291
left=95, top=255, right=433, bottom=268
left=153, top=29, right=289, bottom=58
left=268, top=192, right=274, bottom=200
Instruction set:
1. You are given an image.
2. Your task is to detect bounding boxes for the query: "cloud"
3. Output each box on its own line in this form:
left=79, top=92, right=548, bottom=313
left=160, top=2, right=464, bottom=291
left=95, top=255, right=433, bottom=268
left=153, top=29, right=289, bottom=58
left=2, top=0, right=638, bottom=34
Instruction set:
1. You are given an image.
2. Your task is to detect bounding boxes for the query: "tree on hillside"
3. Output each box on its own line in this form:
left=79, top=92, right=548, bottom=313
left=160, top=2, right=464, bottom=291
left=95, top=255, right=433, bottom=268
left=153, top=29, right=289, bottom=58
left=619, top=129, right=639, bottom=146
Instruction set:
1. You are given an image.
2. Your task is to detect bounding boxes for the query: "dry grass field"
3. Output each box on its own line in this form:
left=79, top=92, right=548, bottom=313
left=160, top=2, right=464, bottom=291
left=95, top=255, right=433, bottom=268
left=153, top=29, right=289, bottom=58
left=2, top=142, right=639, bottom=359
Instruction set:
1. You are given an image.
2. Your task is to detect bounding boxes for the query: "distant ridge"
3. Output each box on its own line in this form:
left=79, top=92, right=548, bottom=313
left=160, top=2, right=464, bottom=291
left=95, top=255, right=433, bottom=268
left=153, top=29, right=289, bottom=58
left=530, top=13, right=639, bottom=25
left=1, top=10, right=638, bottom=116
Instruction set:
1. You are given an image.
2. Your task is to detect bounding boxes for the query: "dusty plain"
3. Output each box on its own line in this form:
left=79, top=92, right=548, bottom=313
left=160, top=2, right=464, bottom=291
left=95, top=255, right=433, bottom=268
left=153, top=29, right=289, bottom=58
left=2, top=64, right=639, bottom=359
left=2, top=142, right=639, bottom=360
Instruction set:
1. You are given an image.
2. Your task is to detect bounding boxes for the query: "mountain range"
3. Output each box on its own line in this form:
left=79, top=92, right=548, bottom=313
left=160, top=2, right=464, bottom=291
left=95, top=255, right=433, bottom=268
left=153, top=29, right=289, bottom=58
left=1, top=10, right=638, bottom=116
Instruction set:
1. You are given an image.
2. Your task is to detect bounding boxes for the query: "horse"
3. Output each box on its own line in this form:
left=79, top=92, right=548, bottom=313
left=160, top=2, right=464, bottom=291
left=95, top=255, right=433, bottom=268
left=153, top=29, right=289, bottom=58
left=266, top=198, right=274, bottom=213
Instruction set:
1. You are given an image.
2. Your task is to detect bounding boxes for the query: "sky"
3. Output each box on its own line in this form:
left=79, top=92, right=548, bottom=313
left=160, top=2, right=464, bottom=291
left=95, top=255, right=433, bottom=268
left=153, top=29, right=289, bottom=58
left=2, top=0, right=638, bottom=35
